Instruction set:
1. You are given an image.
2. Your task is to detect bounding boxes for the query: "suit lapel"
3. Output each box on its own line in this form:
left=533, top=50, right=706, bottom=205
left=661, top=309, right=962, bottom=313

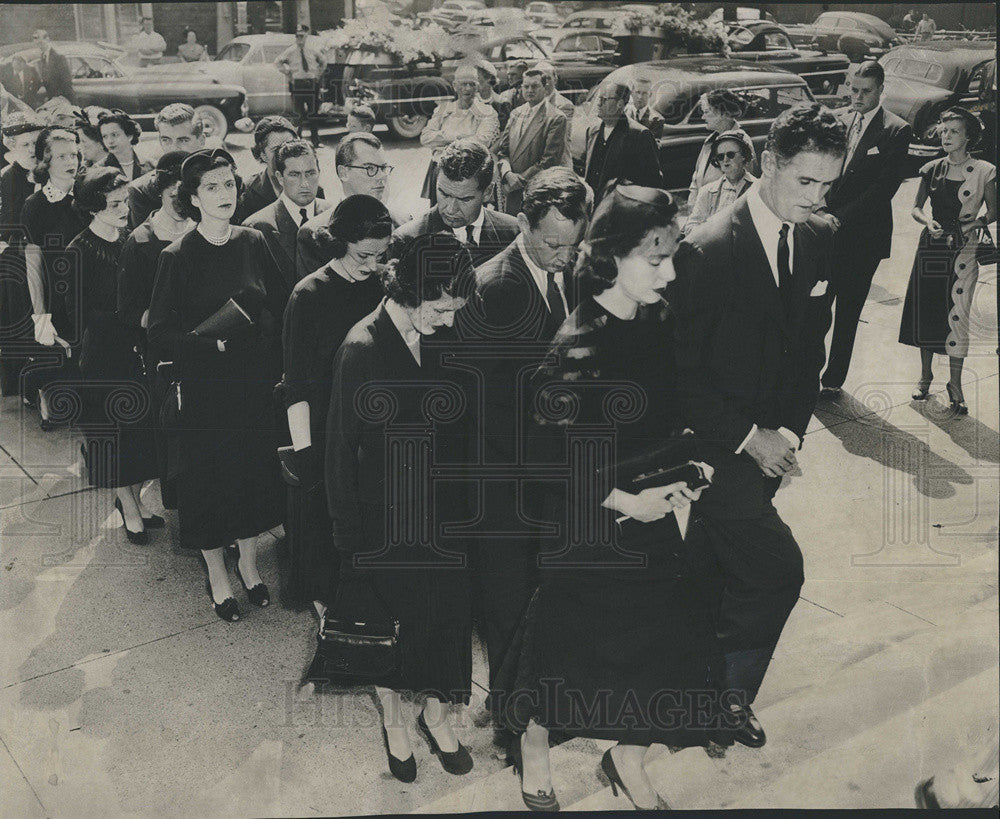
left=513, top=104, right=545, bottom=165
left=731, top=200, right=788, bottom=338
left=845, top=108, right=884, bottom=174
left=599, top=120, right=627, bottom=190
left=272, top=201, right=298, bottom=272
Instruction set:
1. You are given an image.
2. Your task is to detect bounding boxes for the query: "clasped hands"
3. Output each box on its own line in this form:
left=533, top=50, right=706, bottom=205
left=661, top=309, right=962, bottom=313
left=745, top=427, right=797, bottom=478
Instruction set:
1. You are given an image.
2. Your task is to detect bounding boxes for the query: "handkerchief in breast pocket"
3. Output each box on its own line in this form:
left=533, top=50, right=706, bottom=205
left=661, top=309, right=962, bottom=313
left=867, top=146, right=880, bottom=155
left=809, top=280, right=828, bottom=297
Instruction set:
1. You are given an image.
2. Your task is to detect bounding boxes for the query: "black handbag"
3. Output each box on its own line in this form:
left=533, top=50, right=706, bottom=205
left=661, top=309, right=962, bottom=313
left=974, top=226, right=998, bottom=267
left=304, top=572, right=400, bottom=686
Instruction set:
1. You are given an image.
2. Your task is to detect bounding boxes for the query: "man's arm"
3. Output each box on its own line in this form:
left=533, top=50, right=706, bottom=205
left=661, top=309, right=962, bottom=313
left=631, top=127, right=664, bottom=188
left=830, top=122, right=913, bottom=226
left=521, top=111, right=568, bottom=179
left=494, top=114, right=513, bottom=174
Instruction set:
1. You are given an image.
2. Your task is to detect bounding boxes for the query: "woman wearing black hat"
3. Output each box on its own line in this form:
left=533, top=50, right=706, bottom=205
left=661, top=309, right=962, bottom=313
left=326, top=233, right=475, bottom=783
left=21, top=126, right=85, bottom=428
left=148, top=148, right=285, bottom=621
left=496, top=187, right=730, bottom=811
left=67, top=166, right=159, bottom=542
left=899, top=106, right=996, bottom=414
left=99, top=110, right=151, bottom=181
left=278, top=194, right=390, bottom=615
left=117, top=150, right=194, bottom=511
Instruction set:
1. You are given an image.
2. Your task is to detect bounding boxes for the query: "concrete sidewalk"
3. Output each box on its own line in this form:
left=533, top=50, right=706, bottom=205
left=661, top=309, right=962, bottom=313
left=1, top=176, right=997, bottom=815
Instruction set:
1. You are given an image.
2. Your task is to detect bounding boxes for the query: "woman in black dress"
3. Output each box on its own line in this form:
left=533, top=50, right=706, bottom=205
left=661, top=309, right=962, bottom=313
left=899, top=107, right=996, bottom=414
left=279, top=194, right=390, bottom=615
left=327, top=233, right=475, bottom=783
left=499, top=187, right=729, bottom=811
left=0, top=114, right=43, bottom=396
left=21, top=126, right=85, bottom=428
left=148, top=149, right=285, bottom=622
left=117, top=150, right=194, bottom=511
left=67, top=167, right=159, bottom=542
left=98, top=110, right=151, bottom=182
left=76, top=109, right=110, bottom=170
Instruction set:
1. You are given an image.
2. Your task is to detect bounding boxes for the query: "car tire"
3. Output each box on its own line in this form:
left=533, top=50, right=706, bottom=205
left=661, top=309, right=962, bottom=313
left=194, top=105, right=229, bottom=143
left=387, top=113, right=429, bottom=140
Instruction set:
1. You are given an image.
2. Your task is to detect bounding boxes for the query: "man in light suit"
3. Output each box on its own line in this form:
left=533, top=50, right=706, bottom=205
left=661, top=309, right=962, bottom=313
left=583, top=81, right=663, bottom=204
left=816, top=61, right=912, bottom=398
left=624, top=77, right=665, bottom=139
left=389, top=138, right=518, bottom=268
left=534, top=61, right=575, bottom=167
left=243, top=140, right=331, bottom=309
left=494, top=68, right=569, bottom=215
left=673, top=104, right=845, bottom=749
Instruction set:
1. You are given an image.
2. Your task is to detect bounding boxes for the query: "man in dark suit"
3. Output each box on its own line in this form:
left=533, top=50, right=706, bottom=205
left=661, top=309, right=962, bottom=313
left=242, top=140, right=331, bottom=307
left=235, top=116, right=298, bottom=224
left=816, top=62, right=913, bottom=397
left=2, top=57, right=42, bottom=107
left=494, top=68, right=569, bottom=215
left=389, top=138, right=518, bottom=268
left=453, top=168, right=589, bottom=692
left=673, top=104, right=846, bottom=748
left=584, top=81, right=663, bottom=205
left=624, top=77, right=665, bottom=139
left=32, top=30, right=73, bottom=103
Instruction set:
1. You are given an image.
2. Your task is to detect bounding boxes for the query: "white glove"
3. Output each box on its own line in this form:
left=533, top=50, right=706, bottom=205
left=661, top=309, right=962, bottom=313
left=32, top=313, right=57, bottom=346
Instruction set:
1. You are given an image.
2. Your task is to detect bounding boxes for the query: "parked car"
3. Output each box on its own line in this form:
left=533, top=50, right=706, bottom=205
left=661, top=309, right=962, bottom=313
left=417, top=0, right=487, bottom=32
left=0, top=40, right=126, bottom=61
left=706, top=7, right=776, bottom=24
left=570, top=58, right=816, bottom=191
left=879, top=40, right=996, bottom=160
left=562, top=9, right=632, bottom=32
left=460, top=8, right=533, bottom=33
left=8, top=42, right=247, bottom=140
left=784, top=11, right=901, bottom=62
left=525, top=2, right=564, bottom=29
left=725, top=21, right=850, bottom=95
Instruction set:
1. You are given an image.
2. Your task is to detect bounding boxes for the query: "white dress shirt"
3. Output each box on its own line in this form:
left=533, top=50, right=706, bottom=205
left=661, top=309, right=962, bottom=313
left=736, top=183, right=801, bottom=454
left=516, top=233, right=568, bottom=317
left=279, top=193, right=316, bottom=227
left=451, top=206, right=485, bottom=246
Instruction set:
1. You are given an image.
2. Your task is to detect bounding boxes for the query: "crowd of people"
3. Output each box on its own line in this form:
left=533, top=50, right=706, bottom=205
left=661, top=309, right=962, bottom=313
left=0, top=50, right=996, bottom=810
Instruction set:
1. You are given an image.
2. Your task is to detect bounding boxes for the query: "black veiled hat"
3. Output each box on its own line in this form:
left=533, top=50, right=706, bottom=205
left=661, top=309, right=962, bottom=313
left=180, top=147, right=236, bottom=181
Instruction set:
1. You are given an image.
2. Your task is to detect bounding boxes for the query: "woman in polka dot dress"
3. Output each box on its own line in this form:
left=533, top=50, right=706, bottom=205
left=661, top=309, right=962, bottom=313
left=899, top=107, right=996, bottom=414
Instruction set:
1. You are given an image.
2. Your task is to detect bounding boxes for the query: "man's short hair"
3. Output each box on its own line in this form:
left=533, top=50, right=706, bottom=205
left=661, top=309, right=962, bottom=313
left=853, top=60, right=885, bottom=86
left=765, top=103, right=847, bottom=164
left=347, top=105, right=376, bottom=129
left=703, top=89, right=744, bottom=118
left=522, top=167, right=589, bottom=229
left=274, top=139, right=317, bottom=174
left=533, top=60, right=557, bottom=84
left=141, top=15, right=153, bottom=22
left=153, top=103, right=202, bottom=136
left=522, top=67, right=546, bottom=84
left=251, top=115, right=297, bottom=161
left=607, top=81, right=631, bottom=104
left=438, top=138, right=494, bottom=191
left=33, top=29, right=50, bottom=41
left=335, top=131, right=382, bottom=169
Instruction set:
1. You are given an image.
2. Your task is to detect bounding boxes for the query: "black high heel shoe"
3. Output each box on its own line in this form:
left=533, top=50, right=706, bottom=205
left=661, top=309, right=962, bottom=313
left=381, top=724, right=416, bottom=782
left=418, top=711, right=472, bottom=775
left=600, top=748, right=669, bottom=811
left=509, top=734, right=559, bottom=812
left=946, top=382, right=968, bottom=415
left=205, top=578, right=240, bottom=622
left=141, top=513, right=166, bottom=528
left=114, top=497, right=149, bottom=545
left=235, top=565, right=270, bottom=607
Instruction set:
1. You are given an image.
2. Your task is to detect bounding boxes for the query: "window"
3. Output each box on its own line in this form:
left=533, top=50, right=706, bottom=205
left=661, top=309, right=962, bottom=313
left=506, top=39, right=546, bottom=60
left=577, top=36, right=600, bottom=52
left=763, top=32, right=792, bottom=50
left=217, top=42, right=251, bottom=63
left=775, top=85, right=811, bottom=109
left=729, top=27, right=754, bottom=47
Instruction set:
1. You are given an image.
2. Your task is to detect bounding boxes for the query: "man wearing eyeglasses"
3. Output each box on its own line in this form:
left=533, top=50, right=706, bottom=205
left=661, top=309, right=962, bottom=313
left=295, top=132, right=410, bottom=278
left=583, top=80, right=663, bottom=205
left=32, top=30, right=73, bottom=104
left=275, top=26, right=327, bottom=148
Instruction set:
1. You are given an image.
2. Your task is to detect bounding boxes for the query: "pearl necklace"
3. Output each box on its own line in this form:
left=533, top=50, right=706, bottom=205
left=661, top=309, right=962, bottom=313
left=199, top=225, right=232, bottom=246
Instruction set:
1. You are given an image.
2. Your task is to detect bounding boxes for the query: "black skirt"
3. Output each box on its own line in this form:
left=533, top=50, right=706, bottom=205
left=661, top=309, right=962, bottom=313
left=497, top=516, right=732, bottom=747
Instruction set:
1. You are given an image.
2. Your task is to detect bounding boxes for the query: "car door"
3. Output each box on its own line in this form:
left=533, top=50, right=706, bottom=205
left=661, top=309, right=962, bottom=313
left=69, top=55, right=140, bottom=112
left=242, top=43, right=294, bottom=116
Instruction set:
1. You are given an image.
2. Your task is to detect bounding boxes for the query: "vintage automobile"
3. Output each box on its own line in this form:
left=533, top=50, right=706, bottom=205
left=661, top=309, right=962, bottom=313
left=880, top=41, right=996, bottom=160
left=417, top=0, right=487, bottom=32
left=562, top=9, right=633, bottom=32
left=570, top=58, right=816, bottom=191
left=0, top=40, right=126, bottom=61
left=725, top=21, right=850, bottom=95
left=525, top=2, right=565, bottom=29
left=9, top=42, right=247, bottom=140
left=784, top=11, right=901, bottom=63
left=459, top=8, right=533, bottom=33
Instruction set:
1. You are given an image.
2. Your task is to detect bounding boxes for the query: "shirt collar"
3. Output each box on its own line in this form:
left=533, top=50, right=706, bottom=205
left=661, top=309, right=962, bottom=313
left=384, top=299, right=422, bottom=363
left=450, top=206, right=485, bottom=243
left=746, top=182, right=794, bottom=276
left=280, top=193, right=315, bottom=224
left=853, top=104, right=881, bottom=130
left=516, top=233, right=549, bottom=298
left=42, top=182, right=69, bottom=203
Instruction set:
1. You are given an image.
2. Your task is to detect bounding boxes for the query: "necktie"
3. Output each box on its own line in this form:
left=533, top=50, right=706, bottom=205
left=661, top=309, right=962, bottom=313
left=844, top=114, right=863, bottom=170
left=465, top=224, right=476, bottom=247
left=299, top=45, right=309, bottom=74
left=299, top=208, right=308, bottom=226
left=546, top=270, right=567, bottom=326
left=777, top=223, right=792, bottom=316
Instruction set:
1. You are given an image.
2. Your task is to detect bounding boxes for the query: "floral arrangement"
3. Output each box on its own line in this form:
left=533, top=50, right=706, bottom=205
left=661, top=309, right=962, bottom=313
left=323, top=12, right=459, bottom=64
left=620, top=3, right=729, bottom=54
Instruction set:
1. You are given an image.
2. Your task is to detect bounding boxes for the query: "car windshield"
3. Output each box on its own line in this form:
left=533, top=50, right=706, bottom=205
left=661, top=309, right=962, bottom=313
left=216, top=42, right=250, bottom=62
left=882, top=55, right=947, bottom=87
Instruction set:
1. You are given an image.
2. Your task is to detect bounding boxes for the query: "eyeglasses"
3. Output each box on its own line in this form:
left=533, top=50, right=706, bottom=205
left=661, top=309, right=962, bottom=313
left=713, top=150, right=741, bottom=162
left=343, top=163, right=393, bottom=177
